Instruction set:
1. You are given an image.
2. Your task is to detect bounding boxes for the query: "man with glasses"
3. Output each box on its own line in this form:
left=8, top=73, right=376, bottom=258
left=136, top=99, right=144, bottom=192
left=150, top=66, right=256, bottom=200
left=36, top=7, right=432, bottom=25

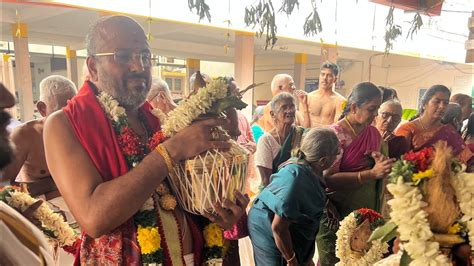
left=147, top=78, right=177, bottom=114
left=43, top=15, right=248, bottom=265
left=373, top=100, right=409, bottom=159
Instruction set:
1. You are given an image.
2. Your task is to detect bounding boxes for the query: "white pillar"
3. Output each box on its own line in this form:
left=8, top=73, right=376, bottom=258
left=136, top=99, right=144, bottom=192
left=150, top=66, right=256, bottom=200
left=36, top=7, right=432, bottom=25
left=11, top=23, right=34, bottom=121
left=234, top=31, right=255, bottom=119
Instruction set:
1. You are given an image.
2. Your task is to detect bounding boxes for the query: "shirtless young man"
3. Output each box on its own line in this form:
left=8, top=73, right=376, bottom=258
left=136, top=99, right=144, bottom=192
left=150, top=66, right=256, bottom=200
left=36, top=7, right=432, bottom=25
left=297, top=62, right=346, bottom=127
left=2, top=75, right=76, bottom=200
left=255, top=74, right=303, bottom=132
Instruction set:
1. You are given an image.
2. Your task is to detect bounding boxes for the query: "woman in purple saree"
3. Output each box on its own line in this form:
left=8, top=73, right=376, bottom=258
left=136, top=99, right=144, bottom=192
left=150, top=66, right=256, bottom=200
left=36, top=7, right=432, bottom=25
left=396, top=85, right=473, bottom=164
left=316, top=82, right=395, bottom=265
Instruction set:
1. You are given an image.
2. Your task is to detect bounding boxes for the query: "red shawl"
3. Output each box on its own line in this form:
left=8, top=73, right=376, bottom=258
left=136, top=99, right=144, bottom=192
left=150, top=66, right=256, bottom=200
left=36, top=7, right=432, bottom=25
left=63, top=81, right=203, bottom=265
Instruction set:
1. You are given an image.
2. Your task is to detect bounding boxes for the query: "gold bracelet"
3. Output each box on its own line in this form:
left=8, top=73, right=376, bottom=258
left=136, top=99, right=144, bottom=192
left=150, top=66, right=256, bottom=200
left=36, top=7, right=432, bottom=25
left=155, top=144, right=174, bottom=174
left=357, top=171, right=363, bottom=184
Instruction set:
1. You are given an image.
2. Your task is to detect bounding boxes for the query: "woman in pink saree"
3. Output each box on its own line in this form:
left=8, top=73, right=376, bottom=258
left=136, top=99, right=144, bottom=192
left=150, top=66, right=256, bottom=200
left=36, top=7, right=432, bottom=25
left=316, top=82, right=395, bottom=265
left=396, top=85, right=473, bottom=164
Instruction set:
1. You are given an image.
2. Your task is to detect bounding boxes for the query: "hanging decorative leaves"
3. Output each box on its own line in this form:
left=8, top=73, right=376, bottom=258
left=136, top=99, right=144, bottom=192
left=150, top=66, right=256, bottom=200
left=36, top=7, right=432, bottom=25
left=303, top=0, right=323, bottom=37
left=279, top=0, right=299, bottom=16
left=384, top=6, right=402, bottom=54
left=244, top=0, right=278, bottom=50
left=406, top=12, right=423, bottom=40
left=188, top=0, right=211, bottom=22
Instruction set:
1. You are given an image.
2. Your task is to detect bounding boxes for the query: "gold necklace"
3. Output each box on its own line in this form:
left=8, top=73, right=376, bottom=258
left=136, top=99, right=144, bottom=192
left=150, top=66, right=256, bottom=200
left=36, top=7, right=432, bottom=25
left=344, top=117, right=358, bottom=136
left=418, top=118, right=426, bottom=130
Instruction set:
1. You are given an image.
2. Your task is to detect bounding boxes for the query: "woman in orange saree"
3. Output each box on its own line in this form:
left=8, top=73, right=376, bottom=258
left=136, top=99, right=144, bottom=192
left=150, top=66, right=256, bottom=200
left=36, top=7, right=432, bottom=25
left=396, top=85, right=473, bottom=164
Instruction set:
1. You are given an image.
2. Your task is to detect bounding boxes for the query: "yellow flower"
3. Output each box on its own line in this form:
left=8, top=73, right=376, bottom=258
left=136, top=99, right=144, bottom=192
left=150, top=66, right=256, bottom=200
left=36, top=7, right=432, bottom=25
left=203, top=223, right=224, bottom=247
left=341, top=100, right=347, bottom=111
left=156, top=183, right=170, bottom=196
left=447, top=223, right=462, bottom=235
left=137, top=226, right=161, bottom=254
left=411, top=169, right=433, bottom=185
left=159, top=194, right=177, bottom=211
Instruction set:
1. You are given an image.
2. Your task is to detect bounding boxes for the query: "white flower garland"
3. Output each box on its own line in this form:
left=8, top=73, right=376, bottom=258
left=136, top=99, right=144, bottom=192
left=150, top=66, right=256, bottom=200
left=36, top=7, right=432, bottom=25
left=387, top=177, right=450, bottom=265
left=6, top=190, right=77, bottom=247
left=336, top=213, right=389, bottom=266
left=161, top=79, right=228, bottom=137
left=151, top=108, right=167, bottom=125
left=97, top=91, right=126, bottom=123
left=96, top=91, right=176, bottom=213
left=452, top=169, right=474, bottom=253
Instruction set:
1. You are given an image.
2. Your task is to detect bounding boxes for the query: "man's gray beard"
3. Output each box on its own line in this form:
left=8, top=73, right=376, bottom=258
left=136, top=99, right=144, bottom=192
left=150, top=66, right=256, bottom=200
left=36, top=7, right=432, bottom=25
left=98, top=72, right=150, bottom=110
left=0, top=137, right=14, bottom=170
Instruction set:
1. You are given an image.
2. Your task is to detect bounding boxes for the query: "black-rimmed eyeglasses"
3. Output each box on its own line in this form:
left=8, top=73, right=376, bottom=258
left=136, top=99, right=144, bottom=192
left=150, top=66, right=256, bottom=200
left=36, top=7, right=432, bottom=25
left=92, top=49, right=153, bottom=67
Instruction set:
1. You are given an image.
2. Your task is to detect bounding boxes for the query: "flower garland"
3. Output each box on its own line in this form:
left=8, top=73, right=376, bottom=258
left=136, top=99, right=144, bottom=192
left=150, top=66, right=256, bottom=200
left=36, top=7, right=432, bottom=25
left=203, top=223, right=225, bottom=265
left=0, top=186, right=79, bottom=251
left=387, top=177, right=450, bottom=265
left=336, top=208, right=389, bottom=266
left=161, top=79, right=228, bottom=137
left=386, top=147, right=452, bottom=265
left=97, top=91, right=177, bottom=264
left=452, top=166, right=474, bottom=253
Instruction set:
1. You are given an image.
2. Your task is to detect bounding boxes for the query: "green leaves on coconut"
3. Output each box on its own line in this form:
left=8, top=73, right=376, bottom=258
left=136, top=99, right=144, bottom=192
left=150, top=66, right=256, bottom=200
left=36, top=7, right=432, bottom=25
left=188, top=0, right=211, bottom=22
left=303, top=0, right=323, bottom=37
left=244, top=0, right=278, bottom=50
left=407, top=12, right=423, bottom=40
left=384, top=6, right=402, bottom=54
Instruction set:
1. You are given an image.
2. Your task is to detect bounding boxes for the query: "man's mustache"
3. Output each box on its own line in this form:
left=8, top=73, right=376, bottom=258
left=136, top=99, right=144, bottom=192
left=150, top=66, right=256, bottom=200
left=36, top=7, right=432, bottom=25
left=124, top=73, right=149, bottom=81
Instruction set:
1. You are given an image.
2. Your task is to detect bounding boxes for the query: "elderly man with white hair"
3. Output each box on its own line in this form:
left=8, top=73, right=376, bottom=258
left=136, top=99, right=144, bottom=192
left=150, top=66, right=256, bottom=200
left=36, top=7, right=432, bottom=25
left=3, top=75, right=77, bottom=186
left=147, top=78, right=177, bottom=114
left=1, top=75, right=77, bottom=264
left=255, top=74, right=304, bottom=132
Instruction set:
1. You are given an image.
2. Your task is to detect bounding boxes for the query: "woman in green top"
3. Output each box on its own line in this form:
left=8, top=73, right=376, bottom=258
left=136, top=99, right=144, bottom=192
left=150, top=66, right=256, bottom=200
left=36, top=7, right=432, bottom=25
left=248, top=128, right=340, bottom=265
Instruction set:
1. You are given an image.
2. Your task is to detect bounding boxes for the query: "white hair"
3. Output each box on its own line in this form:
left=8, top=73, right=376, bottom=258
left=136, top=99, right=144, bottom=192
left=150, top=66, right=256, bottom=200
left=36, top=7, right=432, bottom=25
left=189, top=72, right=211, bottom=93
left=39, top=75, right=77, bottom=103
left=300, top=128, right=339, bottom=163
left=147, top=79, right=171, bottom=100
left=270, top=74, right=292, bottom=93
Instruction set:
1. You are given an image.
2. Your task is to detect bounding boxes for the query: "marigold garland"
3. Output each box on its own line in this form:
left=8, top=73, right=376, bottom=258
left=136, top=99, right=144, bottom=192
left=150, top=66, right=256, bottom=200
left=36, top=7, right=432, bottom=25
left=96, top=91, right=171, bottom=264
left=137, top=225, right=162, bottom=254
left=203, top=222, right=225, bottom=264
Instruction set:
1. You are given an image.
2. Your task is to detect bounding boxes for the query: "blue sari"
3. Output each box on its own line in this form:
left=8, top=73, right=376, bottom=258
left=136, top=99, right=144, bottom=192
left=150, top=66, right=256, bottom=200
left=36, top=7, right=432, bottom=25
left=248, top=160, right=326, bottom=265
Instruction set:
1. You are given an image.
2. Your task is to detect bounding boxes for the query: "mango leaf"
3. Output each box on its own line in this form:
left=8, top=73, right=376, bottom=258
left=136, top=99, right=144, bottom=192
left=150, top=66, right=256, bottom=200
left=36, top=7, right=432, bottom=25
left=369, top=221, right=398, bottom=242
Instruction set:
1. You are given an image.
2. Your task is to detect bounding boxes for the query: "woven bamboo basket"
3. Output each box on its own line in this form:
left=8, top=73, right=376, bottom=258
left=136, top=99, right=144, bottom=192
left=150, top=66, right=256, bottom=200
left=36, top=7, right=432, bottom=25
left=167, top=140, right=249, bottom=215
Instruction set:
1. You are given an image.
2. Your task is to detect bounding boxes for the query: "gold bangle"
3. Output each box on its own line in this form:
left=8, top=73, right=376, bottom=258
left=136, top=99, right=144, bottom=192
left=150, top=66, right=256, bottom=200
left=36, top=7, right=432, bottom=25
left=357, top=171, right=363, bottom=184
left=155, top=144, right=174, bottom=174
